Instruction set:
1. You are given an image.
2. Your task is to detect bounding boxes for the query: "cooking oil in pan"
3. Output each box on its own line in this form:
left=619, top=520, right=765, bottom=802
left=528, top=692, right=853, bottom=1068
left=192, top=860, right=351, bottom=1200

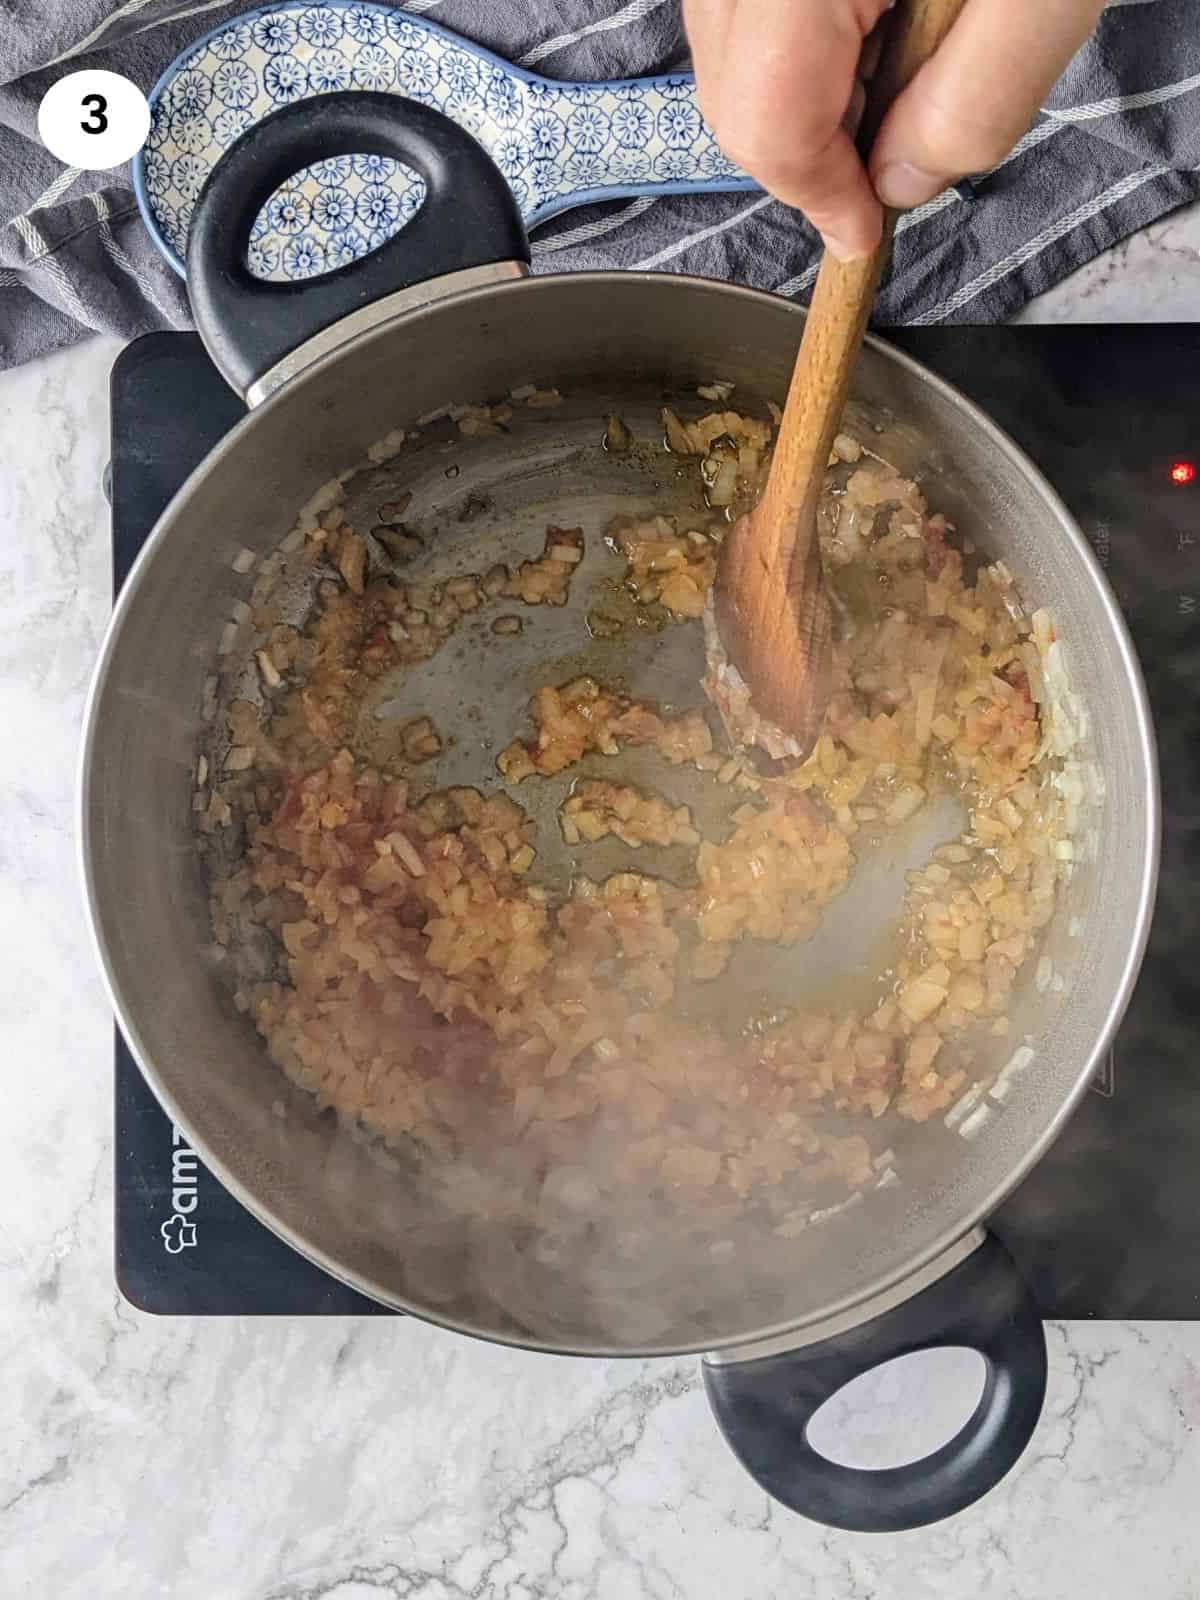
left=345, top=413, right=969, bottom=1036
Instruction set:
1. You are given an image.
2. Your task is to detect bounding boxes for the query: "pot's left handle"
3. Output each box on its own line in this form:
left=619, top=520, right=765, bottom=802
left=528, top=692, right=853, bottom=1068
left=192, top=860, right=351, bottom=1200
left=186, top=91, right=530, bottom=403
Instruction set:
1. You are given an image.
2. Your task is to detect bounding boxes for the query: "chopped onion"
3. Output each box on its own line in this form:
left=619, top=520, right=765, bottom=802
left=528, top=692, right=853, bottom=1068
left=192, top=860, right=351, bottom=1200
left=662, top=407, right=692, bottom=455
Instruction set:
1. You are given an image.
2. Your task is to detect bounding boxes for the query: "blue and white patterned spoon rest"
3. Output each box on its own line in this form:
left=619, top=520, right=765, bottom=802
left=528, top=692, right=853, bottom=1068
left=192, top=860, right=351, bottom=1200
left=135, top=1, right=757, bottom=283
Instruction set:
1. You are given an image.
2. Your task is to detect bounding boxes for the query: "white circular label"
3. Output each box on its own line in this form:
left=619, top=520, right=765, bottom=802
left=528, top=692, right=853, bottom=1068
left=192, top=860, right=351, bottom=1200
left=37, top=70, right=150, bottom=170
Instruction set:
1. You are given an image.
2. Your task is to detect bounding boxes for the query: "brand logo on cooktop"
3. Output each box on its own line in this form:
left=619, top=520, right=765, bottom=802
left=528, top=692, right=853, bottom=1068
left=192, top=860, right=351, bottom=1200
left=160, top=1126, right=199, bottom=1253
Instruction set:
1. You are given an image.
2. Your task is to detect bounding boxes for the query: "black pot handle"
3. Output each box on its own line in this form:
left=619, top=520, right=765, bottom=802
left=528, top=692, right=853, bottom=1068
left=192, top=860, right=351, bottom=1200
left=186, top=91, right=530, bottom=399
left=703, top=1233, right=1046, bottom=1531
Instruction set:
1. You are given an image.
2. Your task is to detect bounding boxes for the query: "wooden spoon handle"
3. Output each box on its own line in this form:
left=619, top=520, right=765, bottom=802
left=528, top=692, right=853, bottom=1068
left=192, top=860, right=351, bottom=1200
left=757, top=0, right=967, bottom=578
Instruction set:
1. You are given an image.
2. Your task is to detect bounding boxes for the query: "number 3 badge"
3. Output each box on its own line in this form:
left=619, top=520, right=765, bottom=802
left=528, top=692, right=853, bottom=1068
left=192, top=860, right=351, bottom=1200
left=38, top=69, right=150, bottom=170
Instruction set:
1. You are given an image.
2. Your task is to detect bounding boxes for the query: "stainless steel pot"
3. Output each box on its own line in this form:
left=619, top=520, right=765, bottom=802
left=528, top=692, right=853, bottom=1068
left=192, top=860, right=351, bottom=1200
left=80, top=93, right=1158, bottom=1531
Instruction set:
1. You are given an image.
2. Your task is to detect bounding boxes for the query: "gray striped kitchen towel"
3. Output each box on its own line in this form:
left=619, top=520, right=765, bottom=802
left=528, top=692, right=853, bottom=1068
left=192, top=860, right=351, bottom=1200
left=1, top=0, right=1199, bottom=367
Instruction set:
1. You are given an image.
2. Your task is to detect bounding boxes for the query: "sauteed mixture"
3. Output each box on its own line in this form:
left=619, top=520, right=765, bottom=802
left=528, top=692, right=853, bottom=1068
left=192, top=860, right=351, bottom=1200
left=198, top=394, right=1080, bottom=1244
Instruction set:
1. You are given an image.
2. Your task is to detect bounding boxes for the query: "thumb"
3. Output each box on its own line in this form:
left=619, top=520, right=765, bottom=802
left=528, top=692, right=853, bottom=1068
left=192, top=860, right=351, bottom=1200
left=868, top=0, right=1106, bottom=208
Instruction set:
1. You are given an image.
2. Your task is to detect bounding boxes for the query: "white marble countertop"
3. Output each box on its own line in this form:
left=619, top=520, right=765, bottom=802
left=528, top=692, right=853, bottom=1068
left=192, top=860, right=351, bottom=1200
left=5, top=207, right=1200, bottom=1599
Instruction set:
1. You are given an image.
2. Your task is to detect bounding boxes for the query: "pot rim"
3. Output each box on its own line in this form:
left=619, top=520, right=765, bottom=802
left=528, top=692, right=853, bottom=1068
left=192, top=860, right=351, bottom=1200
left=79, top=270, right=1161, bottom=1357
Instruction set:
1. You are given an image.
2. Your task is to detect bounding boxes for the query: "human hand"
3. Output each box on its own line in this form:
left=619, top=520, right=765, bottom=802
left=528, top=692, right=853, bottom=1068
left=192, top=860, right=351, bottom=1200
left=684, top=0, right=1106, bottom=260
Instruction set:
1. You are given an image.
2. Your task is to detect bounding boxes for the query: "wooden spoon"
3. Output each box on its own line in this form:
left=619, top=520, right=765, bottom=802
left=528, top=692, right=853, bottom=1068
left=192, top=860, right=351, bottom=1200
left=713, top=0, right=965, bottom=756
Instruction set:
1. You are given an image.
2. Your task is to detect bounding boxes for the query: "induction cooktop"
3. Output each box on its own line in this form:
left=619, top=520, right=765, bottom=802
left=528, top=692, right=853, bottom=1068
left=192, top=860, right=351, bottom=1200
left=109, top=326, right=1197, bottom=1317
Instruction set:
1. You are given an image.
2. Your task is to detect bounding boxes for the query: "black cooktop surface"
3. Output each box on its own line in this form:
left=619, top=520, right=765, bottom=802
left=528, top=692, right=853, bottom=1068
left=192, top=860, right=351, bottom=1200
left=111, top=327, right=1198, bottom=1318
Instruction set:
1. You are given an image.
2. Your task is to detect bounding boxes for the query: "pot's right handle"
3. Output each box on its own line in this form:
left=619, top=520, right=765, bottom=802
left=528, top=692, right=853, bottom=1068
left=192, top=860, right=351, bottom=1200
left=703, top=1233, right=1046, bottom=1532
left=186, top=91, right=530, bottom=401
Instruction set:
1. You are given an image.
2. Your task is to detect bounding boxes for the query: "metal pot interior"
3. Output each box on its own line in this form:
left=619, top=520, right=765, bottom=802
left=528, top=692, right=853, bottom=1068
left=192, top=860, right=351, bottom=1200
left=82, top=275, right=1156, bottom=1354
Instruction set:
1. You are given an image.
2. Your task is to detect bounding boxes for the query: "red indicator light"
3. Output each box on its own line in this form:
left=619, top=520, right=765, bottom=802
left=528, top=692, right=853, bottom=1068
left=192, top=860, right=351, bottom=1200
left=1170, top=459, right=1196, bottom=485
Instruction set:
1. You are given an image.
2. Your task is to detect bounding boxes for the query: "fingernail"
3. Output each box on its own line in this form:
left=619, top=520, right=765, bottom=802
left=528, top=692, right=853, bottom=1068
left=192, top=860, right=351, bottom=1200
left=822, top=232, right=867, bottom=264
left=875, top=161, right=944, bottom=209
